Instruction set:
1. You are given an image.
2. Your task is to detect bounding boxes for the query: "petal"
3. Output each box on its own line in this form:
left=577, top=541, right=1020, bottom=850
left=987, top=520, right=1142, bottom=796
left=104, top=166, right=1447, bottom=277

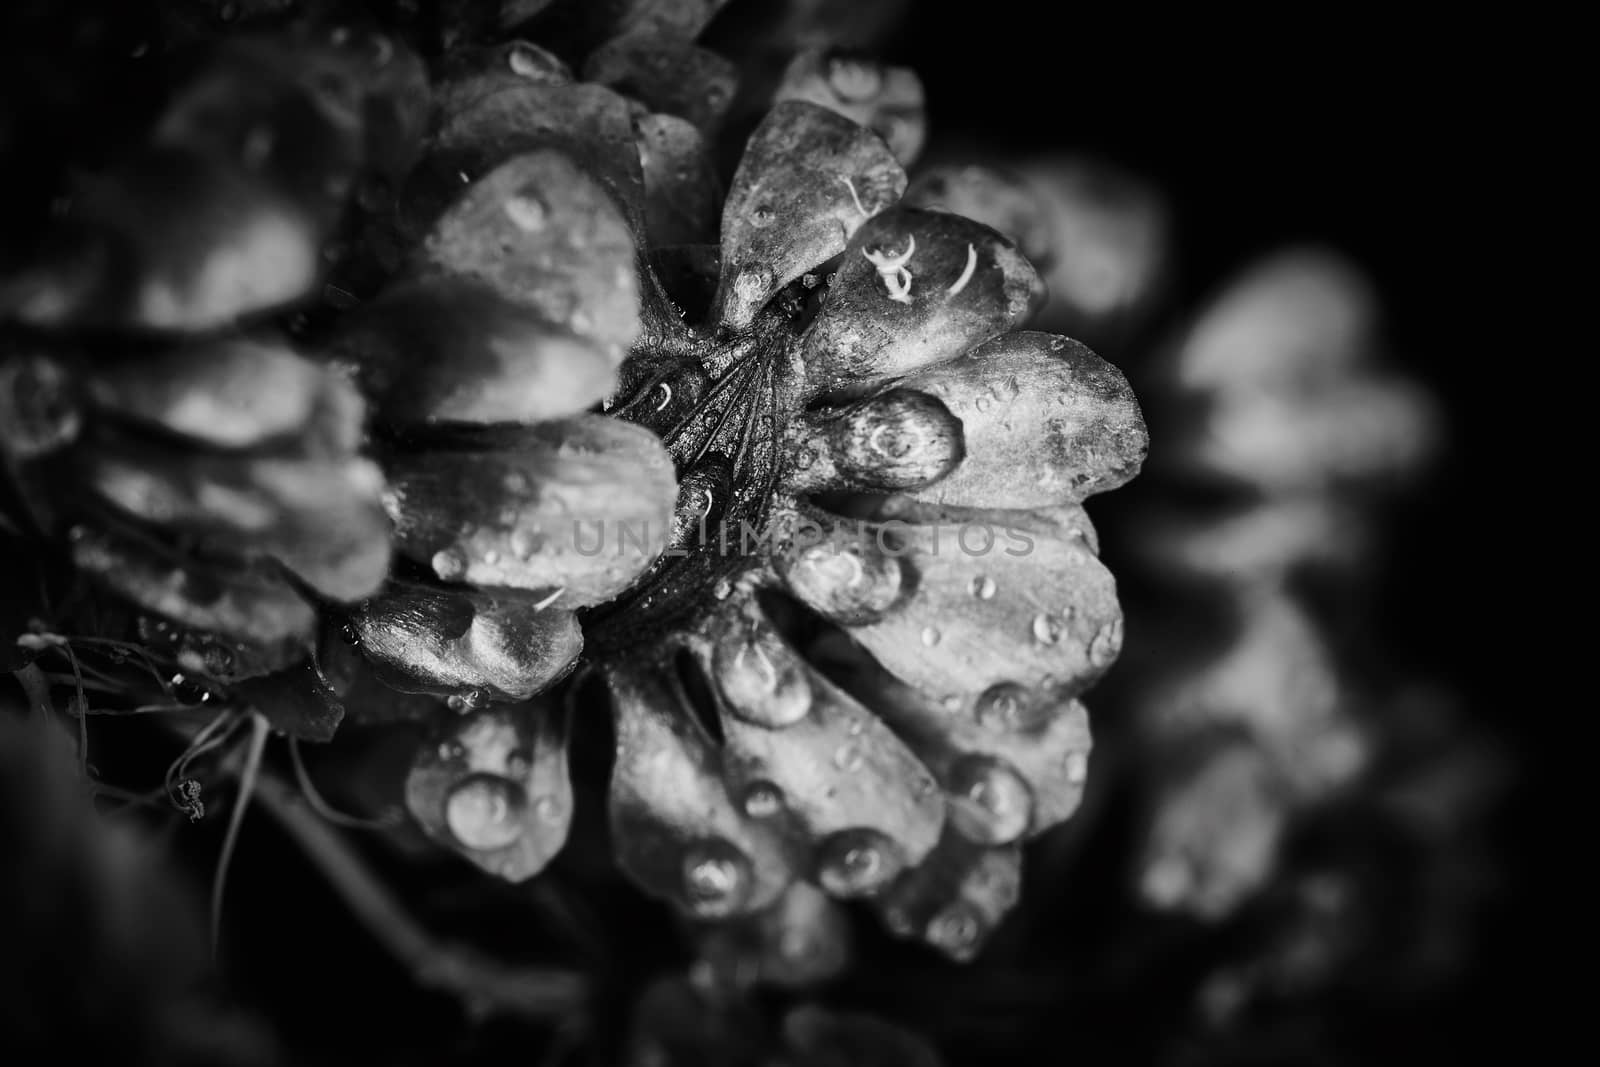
left=381, top=417, right=677, bottom=606
left=352, top=583, right=582, bottom=702
left=607, top=660, right=794, bottom=918
left=901, top=331, right=1147, bottom=508
left=0, top=354, right=81, bottom=459
left=712, top=102, right=905, bottom=328
left=82, top=442, right=391, bottom=602
left=697, top=881, right=851, bottom=989
left=636, top=112, right=722, bottom=248
left=1017, top=158, right=1168, bottom=331
left=786, top=505, right=1122, bottom=699
left=67, top=523, right=314, bottom=650
left=774, top=50, right=926, bottom=165
left=903, top=164, right=1054, bottom=268
left=872, top=828, right=1021, bottom=961
left=1134, top=497, right=1373, bottom=582
left=419, top=149, right=642, bottom=359
left=318, top=625, right=445, bottom=725
left=693, top=593, right=945, bottom=896
left=433, top=42, right=575, bottom=121
left=151, top=38, right=366, bottom=227
left=780, top=1005, right=942, bottom=1067
left=85, top=337, right=343, bottom=450
left=405, top=700, right=573, bottom=880
left=1172, top=248, right=1376, bottom=391
left=816, top=633, right=1093, bottom=839
left=331, top=277, right=616, bottom=425
left=1175, top=377, right=1439, bottom=491
left=583, top=31, right=737, bottom=132
left=422, top=81, right=646, bottom=236
left=233, top=660, right=345, bottom=742
left=798, top=207, right=1037, bottom=394
left=6, top=147, right=320, bottom=333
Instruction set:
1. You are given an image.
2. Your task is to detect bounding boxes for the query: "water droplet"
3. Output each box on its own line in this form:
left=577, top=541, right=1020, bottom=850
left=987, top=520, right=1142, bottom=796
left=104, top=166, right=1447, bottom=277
left=741, top=781, right=784, bottom=818
left=974, top=394, right=991, bottom=412
left=970, top=575, right=996, bottom=599
left=975, top=682, right=1047, bottom=732
left=481, top=549, right=501, bottom=566
left=652, top=382, right=673, bottom=410
left=444, top=774, right=526, bottom=850
left=927, top=904, right=982, bottom=955
left=832, top=743, right=864, bottom=772
left=1089, top=619, right=1123, bottom=667
left=793, top=447, right=817, bottom=471
left=446, top=694, right=469, bottom=712
left=170, top=673, right=208, bottom=705
left=715, top=630, right=811, bottom=727
left=752, top=204, right=775, bottom=227
left=338, top=621, right=362, bottom=646
left=507, top=43, right=544, bottom=78
left=817, top=830, right=897, bottom=897
left=432, top=548, right=467, bottom=581
left=681, top=841, right=750, bottom=917
left=920, top=626, right=941, bottom=647
left=1064, top=750, right=1089, bottom=785
left=1031, top=612, right=1063, bottom=645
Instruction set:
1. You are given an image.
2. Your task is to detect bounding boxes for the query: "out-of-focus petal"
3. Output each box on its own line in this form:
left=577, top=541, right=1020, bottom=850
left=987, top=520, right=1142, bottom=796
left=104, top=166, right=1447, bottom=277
left=0, top=354, right=81, bottom=458
left=331, top=277, right=616, bottom=425
left=352, top=583, right=582, bottom=702
left=774, top=50, right=926, bottom=165
left=900, top=332, right=1147, bottom=508
left=872, top=828, right=1021, bottom=962
left=67, top=523, right=315, bottom=650
left=419, top=149, right=641, bottom=359
left=635, top=111, right=722, bottom=248
left=82, top=443, right=390, bottom=602
left=798, top=207, right=1036, bottom=394
left=405, top=699, right=573, bottom=880
left=584, top=31, right=737, bottom=131
left=903, top=164, right=1053, bottom=268
left=607, top=661, right=795, bottom=918
left=85, top=337, right=342, bottom=450
left=380, top=417, right=677, bottom=606
left=698, top=881, right=851, bottom=989
left=780, top=1004, right=944, bottom=1067
left=712, top=102, right=904, bottom=328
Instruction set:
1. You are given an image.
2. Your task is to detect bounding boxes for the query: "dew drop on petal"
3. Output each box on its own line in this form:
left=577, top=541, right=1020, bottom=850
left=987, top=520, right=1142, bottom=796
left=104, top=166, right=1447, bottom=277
left=681, top=841, right=751, bottom=917
left=975, top=682, right=1048, bottom=732
left=921, top=626, right=941, bottom=647
left=974, top=394, right=991, bottom=412
left=832, top=742, right=864, bottom=772
left=432, top=548, right=467, bottom=581
left=970, top=575, right=997, bottom=599
left=946, top=755, right=1033, bottom=845
left=1064, top=750, right=1089, bottom=785
left=817, top=830, right=897, bottom=897
left=444, top=774, right=526, bottom=851
left=1031, top=612, right=1063, bottom=645
left=741, top=781, right=784, bottom=818
left=927, top=903, right=982, bottom=955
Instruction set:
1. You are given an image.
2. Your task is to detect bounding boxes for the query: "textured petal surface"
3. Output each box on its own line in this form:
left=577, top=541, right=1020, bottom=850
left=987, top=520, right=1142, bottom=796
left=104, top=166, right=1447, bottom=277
left=352, top=584, right=582, bottom=701
left=901, top=332, right=1147, bottom=508
left=583, top=31, right=737, bottom=131
left=712, top=102, right=904, bottom=328
left=798, top=207, right=1037, bottom=394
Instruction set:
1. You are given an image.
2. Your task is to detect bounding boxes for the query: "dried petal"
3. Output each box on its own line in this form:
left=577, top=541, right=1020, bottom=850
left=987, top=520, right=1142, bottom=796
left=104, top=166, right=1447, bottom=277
left=901, top=332, right=1147, bottom=508
left=712, top=102, right=904, bottom=328
left=381, top=417, right=677, bottom=606
left=799, top=207, right=1036, bottom=394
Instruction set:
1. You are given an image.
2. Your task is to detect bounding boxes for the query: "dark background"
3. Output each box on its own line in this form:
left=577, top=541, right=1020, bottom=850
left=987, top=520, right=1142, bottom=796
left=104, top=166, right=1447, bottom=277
left=0, top=2, right=1536, bottom=1063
